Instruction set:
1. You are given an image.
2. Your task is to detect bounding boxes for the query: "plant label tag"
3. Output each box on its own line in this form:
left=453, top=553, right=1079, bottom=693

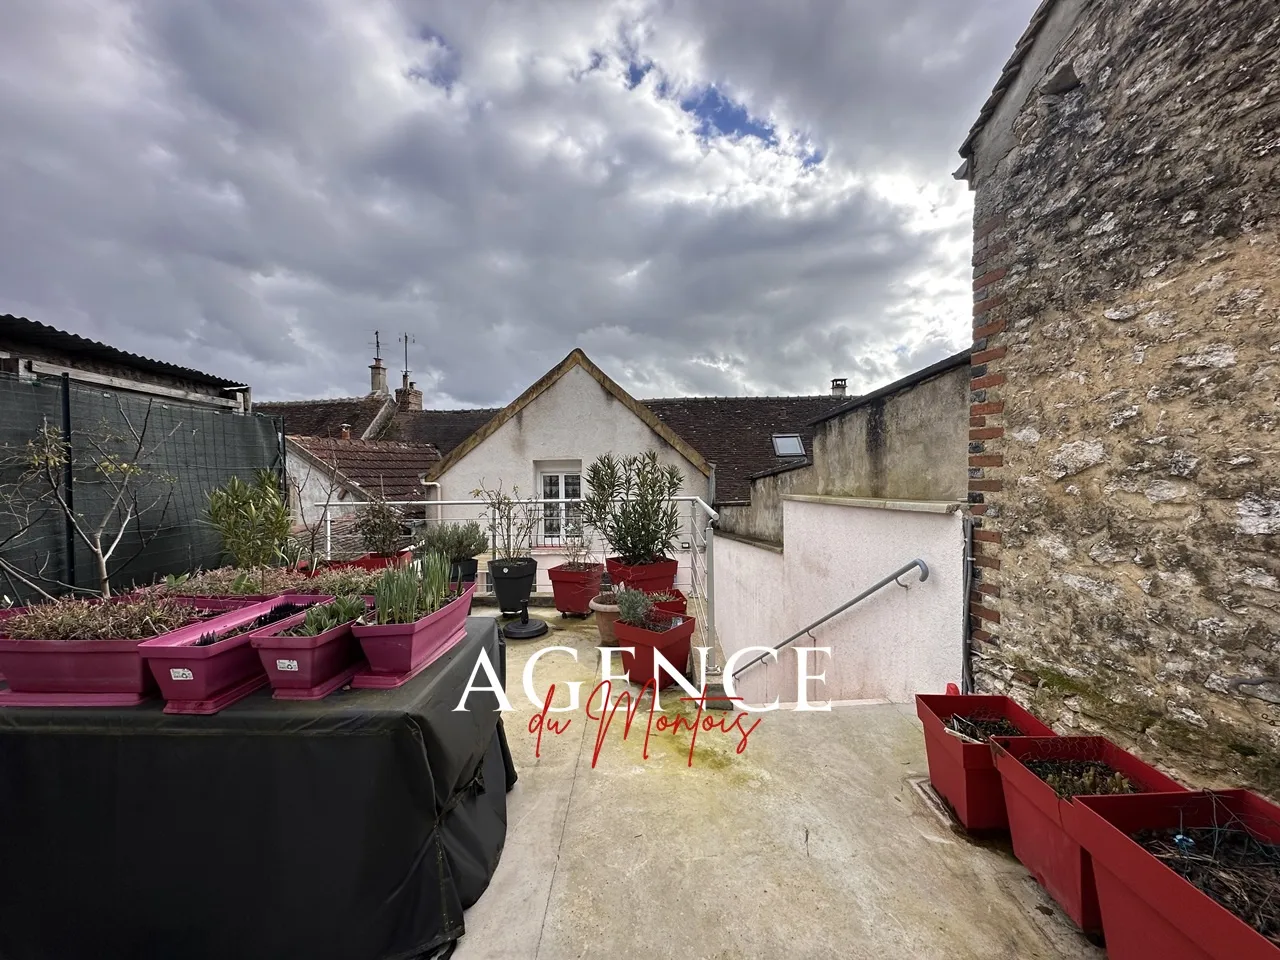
left=276, top=659, right=300, bottom=672
left=169, top=668, right=194, bottom=681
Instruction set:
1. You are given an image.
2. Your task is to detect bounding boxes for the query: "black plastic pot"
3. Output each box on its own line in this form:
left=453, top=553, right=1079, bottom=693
left=450, top=558, right=479, bottom=585
left=488, top=557, right=537, bottom=615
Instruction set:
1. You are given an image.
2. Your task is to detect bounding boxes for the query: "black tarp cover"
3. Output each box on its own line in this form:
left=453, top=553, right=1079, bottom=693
left=0, top=617, right=516, bottom=960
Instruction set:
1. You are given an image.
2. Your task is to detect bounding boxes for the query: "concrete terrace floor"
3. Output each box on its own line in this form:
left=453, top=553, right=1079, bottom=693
left=455, top=609, right=1104, bottom=960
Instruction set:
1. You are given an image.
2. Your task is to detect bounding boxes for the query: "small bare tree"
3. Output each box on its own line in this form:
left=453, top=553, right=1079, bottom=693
left=0, top=400, right=182, bottom=598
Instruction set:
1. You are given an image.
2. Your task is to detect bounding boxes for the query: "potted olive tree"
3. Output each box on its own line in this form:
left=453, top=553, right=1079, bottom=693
left=472, top=482, right=539, bottom=615
left=547, top=533, right=603, bottom=617
left=612, top=585, right=696, bottom=689
left=348, top=498, right=409, bottom=571
left=582, top=452, right=683, bottom=593
left=414, top=520, right=488, bottom=585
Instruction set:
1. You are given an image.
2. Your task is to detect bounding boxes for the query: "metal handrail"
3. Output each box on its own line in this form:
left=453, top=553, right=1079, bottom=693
left=730, top=558, right=930, bottom=680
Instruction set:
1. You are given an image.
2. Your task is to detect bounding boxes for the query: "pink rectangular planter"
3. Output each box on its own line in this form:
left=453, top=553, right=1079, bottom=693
left=140, top=596, right=325, bottom=714
left=915, top=693, right=1056, bottom=832
left=351, top=583, right=476, bottom=689
left=992, top=736, right=1188, bottom=933
left=0, top=600, right=280, bottom=707
left=251, top=601, right=368, bottom=700
left=1068, top=790, right=1280, bottom=960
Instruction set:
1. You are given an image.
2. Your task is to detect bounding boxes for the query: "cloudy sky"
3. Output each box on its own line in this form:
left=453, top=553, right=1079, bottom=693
left=0, top=0, right=1036, bottom=406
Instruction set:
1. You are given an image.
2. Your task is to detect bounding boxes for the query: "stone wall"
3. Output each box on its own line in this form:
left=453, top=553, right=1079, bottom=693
left=965, top=0, right=1280, bottom=795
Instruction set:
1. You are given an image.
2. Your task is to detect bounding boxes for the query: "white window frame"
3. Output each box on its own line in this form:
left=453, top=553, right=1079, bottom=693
left=536, top=461, right=583, bottom=545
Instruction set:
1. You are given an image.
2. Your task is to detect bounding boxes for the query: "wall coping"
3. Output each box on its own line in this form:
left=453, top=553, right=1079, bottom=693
left=715, top=530, right=785, bottom=554
left=782, top=494, right=964, bottom=515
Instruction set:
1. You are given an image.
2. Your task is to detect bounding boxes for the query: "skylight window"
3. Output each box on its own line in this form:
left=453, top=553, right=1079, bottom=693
left=772, top=434, right=805, bottom=457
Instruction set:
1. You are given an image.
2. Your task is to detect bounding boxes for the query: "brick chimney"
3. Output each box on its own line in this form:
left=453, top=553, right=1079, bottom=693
left=369, top=357, right=388, bottom=395
left=340, top=423, right=351, bottom=440
left=831, top=377, right=848, bottom=397
left=395, top=373, right=423, bottom=412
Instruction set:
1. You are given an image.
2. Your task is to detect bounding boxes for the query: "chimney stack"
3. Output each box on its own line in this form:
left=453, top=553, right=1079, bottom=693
left=831, top=377, right=847, bottom=398
left=395, top=379, right=423, bottom=412
left=369, top=357, right=388, bottom=395
left=339, top=423, right=351, bottom=440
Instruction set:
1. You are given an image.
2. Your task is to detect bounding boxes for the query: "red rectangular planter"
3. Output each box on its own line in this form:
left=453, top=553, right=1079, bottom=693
left=350, top=582, right=476, bottom=689
left=651, top=588, right=687, bottom=616
left=140, top=596, right=325, bottom=714
left=605, top=556, right=678, bottom=593
left=250, top=601, right=368, bottom=700
left=0, top=600, right=282, bottom=707
left=615, top=616, right=697, bottom=689
left=992, top=736, right=1188, bottom=932
left=1068, top=790, right=1280, bottom=960
left=915, top=693, right=1056, bottom=832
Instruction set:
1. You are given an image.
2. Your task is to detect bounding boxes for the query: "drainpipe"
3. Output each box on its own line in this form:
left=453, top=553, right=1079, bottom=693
left=420, top=481, right=442, bottom=522
left=961, top=514, right=975, bottom=694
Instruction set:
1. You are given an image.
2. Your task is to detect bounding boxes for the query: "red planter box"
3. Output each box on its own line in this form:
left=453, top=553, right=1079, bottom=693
left=250, top=601, right=368, bottom=700
left=316, top=552, right=409, bottom=574
left=606, top=556, right=677, bottom=593
left=0, top=601, right=282, bottom=707
left=615, top=616, right=697, bottom=689
left=350, top=582, right=476, bottom=689
left=915, top=694, right=1056, bottom=832
left=548, top=563, right=603, bottom=616
left=1068, top=790, right=1280, bottom=960
left=140, top=596, right=325, bottom=715
left=651, top=588, right=687, bottom=616
left=992, top=736, right=1188, bottom=932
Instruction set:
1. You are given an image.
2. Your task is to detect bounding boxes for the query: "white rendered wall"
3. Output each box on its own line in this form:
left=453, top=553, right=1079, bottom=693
left=716, top=498, right=964, bottom=705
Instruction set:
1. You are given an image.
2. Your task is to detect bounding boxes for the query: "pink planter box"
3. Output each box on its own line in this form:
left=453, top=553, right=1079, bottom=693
left=1068, top=790, right=1280, bottom=960
left=351, top=583, right=476, bottom=689
left=915, top=693, right=1056, bottom=832
left=140, top=596, right=325, bottom=715
left=0, top=600, right=281, bottom=707
left=992, top=736, right=1188, bottom=932
left=251, top=602, right=368, bottom=700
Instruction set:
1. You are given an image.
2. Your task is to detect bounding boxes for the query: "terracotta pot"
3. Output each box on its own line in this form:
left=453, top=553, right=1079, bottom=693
left=589, top=594, right=620, bottom=646
left=605, top=556, right=678, bottom=593
left=614, top=615, right=697, bottom=689
left=548, top=563, right=603, bottom=615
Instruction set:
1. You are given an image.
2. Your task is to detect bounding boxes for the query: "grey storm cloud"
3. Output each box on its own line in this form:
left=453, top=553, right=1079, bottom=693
left=0, top=0, right=1038, bottom=406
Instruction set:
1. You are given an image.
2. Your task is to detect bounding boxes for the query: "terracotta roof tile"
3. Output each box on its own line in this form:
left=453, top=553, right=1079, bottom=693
left=256, top=397, right=390, bottom=439
left=290, top=436, right=441, bottom=501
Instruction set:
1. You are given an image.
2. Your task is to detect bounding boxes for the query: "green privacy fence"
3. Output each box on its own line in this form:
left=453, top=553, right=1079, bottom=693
left=0, top=370, right=282, bottom=603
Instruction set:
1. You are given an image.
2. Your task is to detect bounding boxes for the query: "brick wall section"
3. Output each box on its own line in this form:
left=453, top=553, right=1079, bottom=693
left=965, top=0, right=1280, bottom=797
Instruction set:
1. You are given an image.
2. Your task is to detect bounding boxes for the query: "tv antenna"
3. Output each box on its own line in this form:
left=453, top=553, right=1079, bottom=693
left=369, top=331, right=382, bottom=362
left=399, top=332, right=416, bottom=381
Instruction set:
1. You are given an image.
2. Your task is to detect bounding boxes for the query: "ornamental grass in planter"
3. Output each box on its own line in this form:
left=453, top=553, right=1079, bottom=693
left=251, top=595, right=368, bottom=700
left=414, top=521, right=488, bottom=585
left=613, top=586, right=696, bottom=690
left=350, top=552, right=476, bottom=689
left=140, top=597, right=324, bottom=714
left=155, top=566, right=308, bottom=602
left=992, top=735, right=1188, bottom=932
left=583, top=452, right=682, bottom=593
left=297, top=567, right=382, bottom=599
left=914, top=693, right=1056, bottom=832
left=1068, top=789, right=1280, bottom=958
left=0, top=596, right=266, bottom=707
left=548, top=535, right=603, bottom=617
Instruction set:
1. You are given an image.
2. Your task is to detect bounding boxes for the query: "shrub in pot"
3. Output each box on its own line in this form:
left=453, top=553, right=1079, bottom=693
left=348, top=497, right=409, bottom=569
left=250, top=595, right=368, bottom=700
left=548, top=534, right=604, bottom=617
left=612, top=586, right=696, bottom=690
left=588, top=591, right=620, bottom=646
left=582, top=452, right=682, bottom=592
left=207, top=471, right=292, bottom=570
left=140, top=597, right=323, bottom=714
left=0, top=595, right=278, bottom=706
left=414, top=520, right=488, bottom=585
left=350, top=552, right=477, bottom=688
left=472, top=481, right=539, bottom=615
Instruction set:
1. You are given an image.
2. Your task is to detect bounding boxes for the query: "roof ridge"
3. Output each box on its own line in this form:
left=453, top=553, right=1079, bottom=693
left=258, top=396, right=384, bottom=406
left=643, top=394, right=848, bottom=402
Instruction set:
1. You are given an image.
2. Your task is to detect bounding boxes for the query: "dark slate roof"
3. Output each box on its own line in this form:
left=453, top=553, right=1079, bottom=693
left=386, top=408, right=502, bottom=454
left=643, top=396, right=847, bottom=502
left=256, top=397, right=390, bottom=439
left=958, top=0, right=1058, bottom=159
left=0, top=314, right=242, bottom=388
left=290, top=436, right=441, bottom=501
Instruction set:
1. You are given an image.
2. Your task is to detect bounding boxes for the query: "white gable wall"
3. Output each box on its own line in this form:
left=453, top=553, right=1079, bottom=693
left=432, top=363, right=710, bottom=591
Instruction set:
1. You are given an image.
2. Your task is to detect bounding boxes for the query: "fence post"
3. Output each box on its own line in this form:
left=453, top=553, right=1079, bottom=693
left=704, top=519, right=716, bottom=675
left=60, top=373, right=76, bottom=589
left=324, top=512, right=332, bottom=561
